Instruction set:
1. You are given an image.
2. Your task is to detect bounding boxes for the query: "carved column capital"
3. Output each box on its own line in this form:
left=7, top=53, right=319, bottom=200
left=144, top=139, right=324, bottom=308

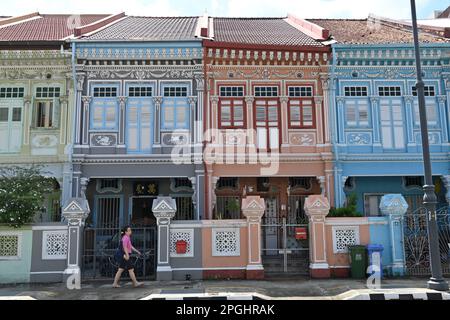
left=210, top=95, right=220, bottom=104
left=245, top=96, right=255, bottom=104
left=404, top=95, right=415, bottom=104
left=153, top=96, right=163, bottom=106
left=81, top=96, right=92, bottom=106
left=279, top=96, right=289, bottom=104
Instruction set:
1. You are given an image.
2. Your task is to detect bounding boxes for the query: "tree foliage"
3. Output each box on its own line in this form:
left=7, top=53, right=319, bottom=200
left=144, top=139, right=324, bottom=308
left=0, top=166, right=55, bottom=228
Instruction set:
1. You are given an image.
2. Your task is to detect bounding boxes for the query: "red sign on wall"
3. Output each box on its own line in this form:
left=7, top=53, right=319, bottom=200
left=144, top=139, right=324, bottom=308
left=176, top=240, right=187, bottom=254
left=295, top=227, right=307, bottom=240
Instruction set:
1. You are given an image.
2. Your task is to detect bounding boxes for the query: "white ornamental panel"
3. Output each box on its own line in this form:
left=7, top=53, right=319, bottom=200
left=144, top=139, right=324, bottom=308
left=0, top=232, right=22, bottom=260
left=212, top=228, right=240, bottom=257
left=42, top=230, right=68, bottom=260
left=332, top=226, right=360, bottom=253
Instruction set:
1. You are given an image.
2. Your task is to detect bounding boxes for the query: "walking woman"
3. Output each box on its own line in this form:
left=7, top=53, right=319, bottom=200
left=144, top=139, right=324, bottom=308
left=113, top=226, right=143, bottom=288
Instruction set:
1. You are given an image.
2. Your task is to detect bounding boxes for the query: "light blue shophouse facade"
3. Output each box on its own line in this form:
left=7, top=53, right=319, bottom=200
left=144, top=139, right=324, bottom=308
left=329, top=43, right=450, bottom=213
left=328, top=42, right=450, bottom=275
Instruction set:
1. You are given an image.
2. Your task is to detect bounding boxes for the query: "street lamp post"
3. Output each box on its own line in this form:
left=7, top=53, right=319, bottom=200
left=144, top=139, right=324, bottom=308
left=410, top=0, right=449, bottom=291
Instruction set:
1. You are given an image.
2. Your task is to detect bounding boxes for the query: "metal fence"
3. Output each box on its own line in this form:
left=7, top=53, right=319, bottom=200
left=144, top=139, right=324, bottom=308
left=261, top=217, right=309, bottom=275
left=82, top=227, right=157, bottom=281
left=404, top=207, right=450, bottom=276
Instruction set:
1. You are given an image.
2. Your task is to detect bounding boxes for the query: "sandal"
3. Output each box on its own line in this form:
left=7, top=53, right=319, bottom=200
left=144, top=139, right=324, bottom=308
left=113, top=284, right=121, bottom=288
left=133, top=282, right=143, bottom=288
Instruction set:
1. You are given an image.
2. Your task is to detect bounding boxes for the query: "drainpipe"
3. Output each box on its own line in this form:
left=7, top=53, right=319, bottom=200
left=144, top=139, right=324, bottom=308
left=330, top=45, right=341, bottom=208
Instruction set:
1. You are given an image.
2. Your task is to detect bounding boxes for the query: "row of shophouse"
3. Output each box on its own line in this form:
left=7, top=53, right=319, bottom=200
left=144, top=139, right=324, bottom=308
left=0, top=9, right=450, bottom=283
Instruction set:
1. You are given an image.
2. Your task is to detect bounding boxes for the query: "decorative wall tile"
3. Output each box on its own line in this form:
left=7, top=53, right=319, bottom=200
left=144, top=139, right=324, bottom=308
left=0, top=232, right=22, bottom=260
left=332, top=226, right=360, bottom=253
left=162, top=132, right=189, bottom=146
left=42, top=230, right=68, bottom=260
left=290, top=133, right=315, bottom=146
left=91, top=134, right=117, bottom=147
left=212, top=228, right=240, bottom=257
left=170, top=229, right=194, bottom=258
left=347, top=133, right=371, bottom=145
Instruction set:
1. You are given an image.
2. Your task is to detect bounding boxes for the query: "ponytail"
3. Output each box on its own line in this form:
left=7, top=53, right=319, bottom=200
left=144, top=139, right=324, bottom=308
left=120, top=225, right=130, bottom=238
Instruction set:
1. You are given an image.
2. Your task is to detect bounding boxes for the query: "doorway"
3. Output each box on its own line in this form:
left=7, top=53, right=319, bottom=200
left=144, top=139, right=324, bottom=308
left=130, top=197, right=156, bottom=226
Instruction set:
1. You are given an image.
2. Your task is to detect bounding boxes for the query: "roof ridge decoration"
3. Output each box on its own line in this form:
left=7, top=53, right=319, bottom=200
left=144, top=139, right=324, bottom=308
left=0, top=12, right=40, bottom=28
left=367, top=13, right=450, bottom=39
left=74, top=12, right=126, bottom=37
left=285, top=13, right=330, bottom=41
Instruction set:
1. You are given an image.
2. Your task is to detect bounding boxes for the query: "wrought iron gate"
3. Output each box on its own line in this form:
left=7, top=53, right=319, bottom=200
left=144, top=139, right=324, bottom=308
left=261, top=196, right=309, bottom=275
left=82, top=227, right=157, bottom=280
left=403, top=207, right=450, bottom=276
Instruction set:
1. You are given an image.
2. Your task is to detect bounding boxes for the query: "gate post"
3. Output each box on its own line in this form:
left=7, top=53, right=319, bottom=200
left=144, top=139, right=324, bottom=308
left=241, top=196, right=265, bottom=279
left=379, top=194, right=408, bottom=276
left=304, top=195, right=331, bottom=278
left=62, top=197, right=90, bottom=287
left=152, top=196, right=177, bottom=281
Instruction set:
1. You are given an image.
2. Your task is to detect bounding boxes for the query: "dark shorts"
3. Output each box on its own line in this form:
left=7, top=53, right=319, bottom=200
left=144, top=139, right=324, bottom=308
left=118, top=255, right=134, bottom=271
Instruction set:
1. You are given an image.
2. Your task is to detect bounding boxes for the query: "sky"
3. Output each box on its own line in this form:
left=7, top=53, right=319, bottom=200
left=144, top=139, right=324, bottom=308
left=3, top=0, right=449, bottom=19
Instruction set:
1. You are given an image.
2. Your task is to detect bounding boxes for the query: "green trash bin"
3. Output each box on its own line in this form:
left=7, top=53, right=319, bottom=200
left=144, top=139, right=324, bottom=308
left=348, top=245, right=367, bottom=279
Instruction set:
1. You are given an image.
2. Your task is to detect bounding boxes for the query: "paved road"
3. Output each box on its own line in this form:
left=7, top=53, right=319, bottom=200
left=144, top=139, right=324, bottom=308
left=0, top=277, right=447, bottom=300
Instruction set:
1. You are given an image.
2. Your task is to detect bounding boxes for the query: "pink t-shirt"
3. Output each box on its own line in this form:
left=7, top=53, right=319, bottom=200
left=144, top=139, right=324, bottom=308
left=122, top=235, right=132, bottom=254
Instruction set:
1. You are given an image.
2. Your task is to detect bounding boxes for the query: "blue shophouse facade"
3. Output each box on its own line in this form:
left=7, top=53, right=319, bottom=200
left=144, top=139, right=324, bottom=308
left=69, top=17, right=205, bottom=231
left=329, top=44, right=450, bottom=214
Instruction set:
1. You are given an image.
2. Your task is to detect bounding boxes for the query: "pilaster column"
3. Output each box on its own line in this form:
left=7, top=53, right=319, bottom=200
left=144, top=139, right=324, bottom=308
left=194, top=75, right=204, bottom=145
left=117, top=96, right=127, bottom=148
left=62, top=198, right=90, bottom=288
left=210, top=95, right=219, bottom=133
left=404, top=95, right=416, bottom=148
left=153, top=96, right=163, bottom=148
left=315, top=96, right=324, bottom=144
left=22, top=95, right=32, bottom=146
left=241, top=196, right=265, bottom=279
left=437, top=96, right=448, bottom=143
left=370, top=96, right=382, bottom=151
left=245, top=96, right=255, bottom=146
left=81, top=96, right=91, bottom=145
left=379, top=194, right=409, bottom=276
left=321, top=76, right=333, bottom=144
left=188, top=96, right=198, bottom=144
left=210, top=176, right=220, bottom=218
left=152, top=197, right=177, bottom=281
left=74, top=74, right=85, bottom=145
left=304, top=195, right=331, bottom=278
left=59, top=95, right=69, bottom=145
left=317, top=176, right=326, bottom=196
left=336, top=97, right=346, bottom=144
left=280, top=96, right=289, bottom=147
left=338, top=175, right=348, bottom=208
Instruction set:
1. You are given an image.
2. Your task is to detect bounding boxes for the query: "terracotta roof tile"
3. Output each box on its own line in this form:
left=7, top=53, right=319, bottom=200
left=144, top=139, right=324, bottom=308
left=308, top=19, right=450, bottom=44
left=84, top=16, right=199, bottom=41
left=0, top=14, right=110, bottom=41
left=213, top=18, right=324, bottom=47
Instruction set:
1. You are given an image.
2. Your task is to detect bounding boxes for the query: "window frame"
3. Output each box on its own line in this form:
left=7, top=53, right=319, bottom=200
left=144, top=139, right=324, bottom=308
left=90, top=84, right=120, bottom=131
left=344, top=98, right=370, bottom=128
left=161, top=84, right=190, bottom=131
left=288, top=98, right=315, bottom=129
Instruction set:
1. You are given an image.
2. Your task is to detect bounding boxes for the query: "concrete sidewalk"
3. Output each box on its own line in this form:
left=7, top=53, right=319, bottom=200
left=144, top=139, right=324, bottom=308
left=0, top=277, right=448, bottom=300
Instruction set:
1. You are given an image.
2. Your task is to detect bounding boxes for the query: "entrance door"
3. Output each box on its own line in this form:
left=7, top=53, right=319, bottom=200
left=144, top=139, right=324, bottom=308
left=255, top=99, right=280, bottom=151
left=0, top=100, right=22, bottom=153
left=126, top=98, right=154, bottom=154
left=380, top=99, right=405, bottom=150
